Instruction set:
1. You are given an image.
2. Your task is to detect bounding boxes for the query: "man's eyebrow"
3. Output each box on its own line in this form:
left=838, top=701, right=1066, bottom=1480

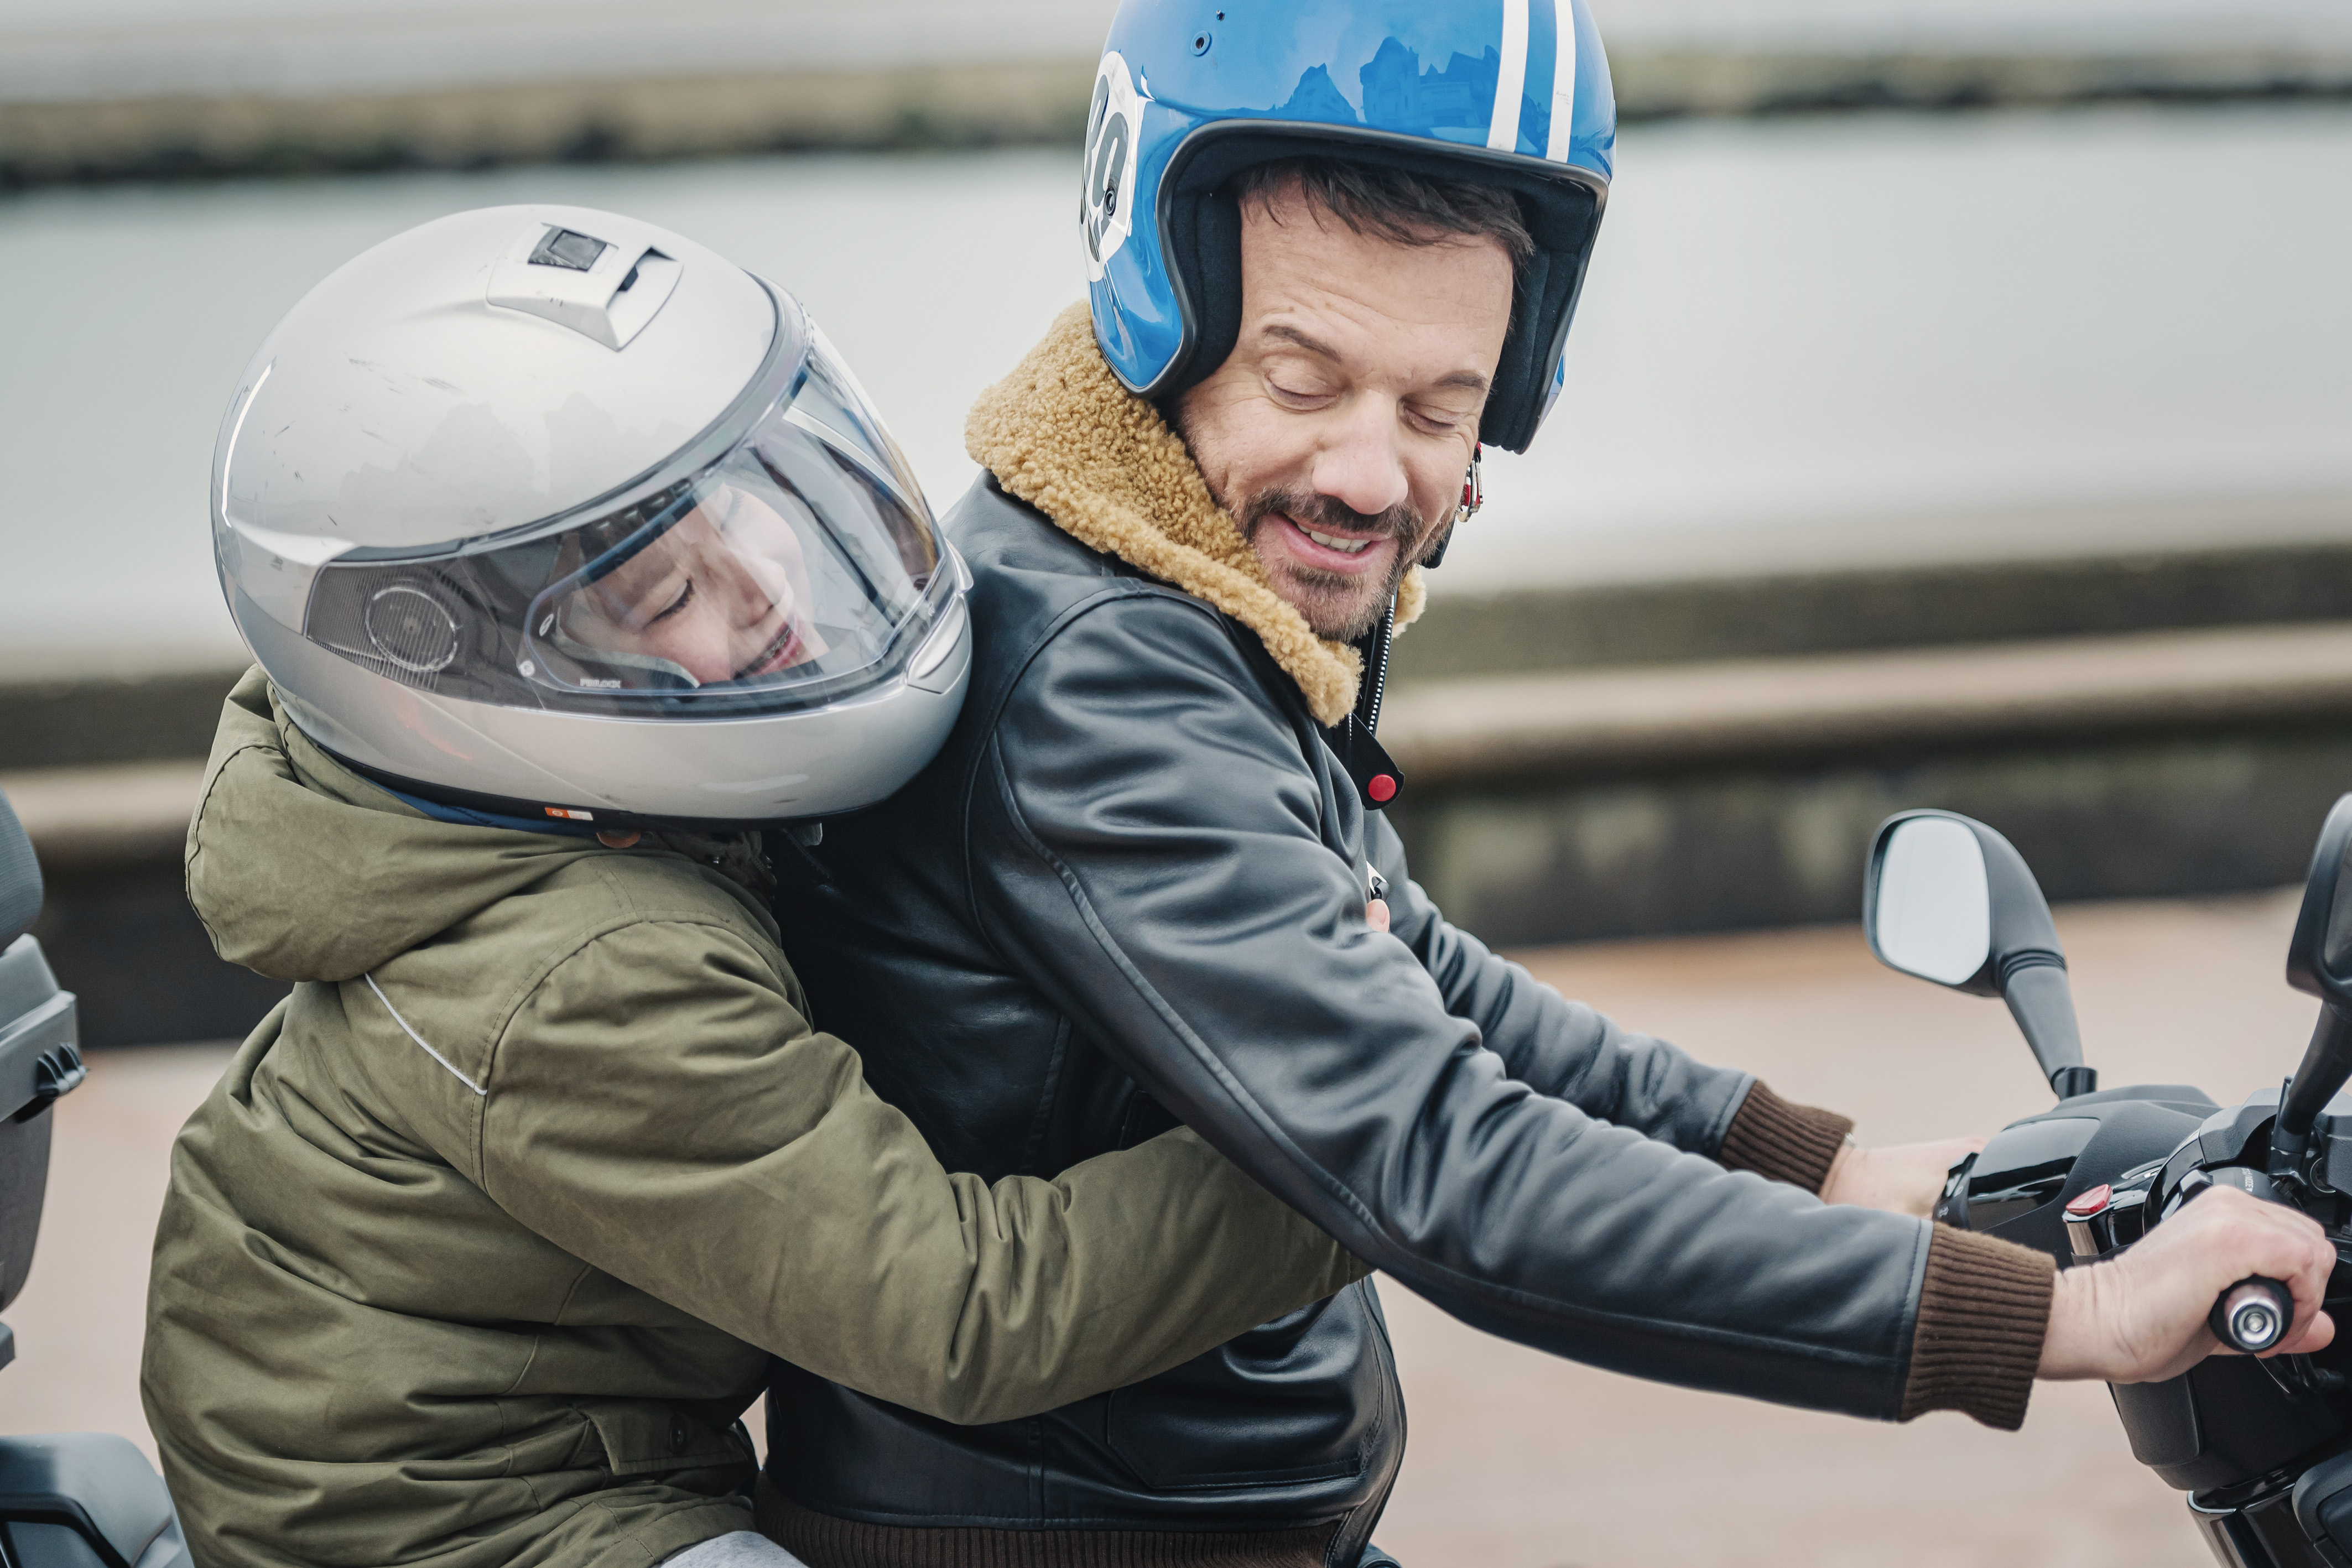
left=1258, top=323, right=1491, bottom=395
left=1260, top=323, right=1341, bottom=361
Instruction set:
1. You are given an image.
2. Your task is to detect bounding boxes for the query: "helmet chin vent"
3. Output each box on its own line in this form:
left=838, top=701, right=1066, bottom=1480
left=365, top=584, right=462, bottom=674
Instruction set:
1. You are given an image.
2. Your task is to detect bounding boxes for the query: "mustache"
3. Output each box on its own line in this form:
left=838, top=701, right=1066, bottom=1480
left=1239, top=489, right=1422, bottom=545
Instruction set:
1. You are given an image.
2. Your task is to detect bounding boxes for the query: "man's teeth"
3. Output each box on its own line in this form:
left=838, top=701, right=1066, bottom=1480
left=1300, top=525, right=1373, bottom=555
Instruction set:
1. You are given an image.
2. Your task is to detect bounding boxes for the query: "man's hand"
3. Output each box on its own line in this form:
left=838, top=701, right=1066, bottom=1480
left=2040, top=1186, right=2339, bottom=1382
left=1822, top=1137, right=1983, bottom=1217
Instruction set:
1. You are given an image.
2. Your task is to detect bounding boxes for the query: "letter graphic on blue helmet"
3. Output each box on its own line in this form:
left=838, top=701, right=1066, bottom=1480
left=1080, top=0, right=1616, bottom=454
left=1082, top=52, right=1149, bottom=280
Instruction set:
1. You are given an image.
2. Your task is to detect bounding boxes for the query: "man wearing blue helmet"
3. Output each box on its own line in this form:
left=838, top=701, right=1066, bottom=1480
left=761, top=4, right=2335, bottom=1564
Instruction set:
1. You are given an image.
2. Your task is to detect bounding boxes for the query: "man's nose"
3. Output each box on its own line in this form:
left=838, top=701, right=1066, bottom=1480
left=1308, top=400, right=1411, bottom=523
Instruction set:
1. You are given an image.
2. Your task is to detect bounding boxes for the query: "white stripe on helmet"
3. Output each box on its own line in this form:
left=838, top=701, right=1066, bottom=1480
left=1547, top=0, right=1579, bottom=162
left=1487, top=0, right=1530, bottom=154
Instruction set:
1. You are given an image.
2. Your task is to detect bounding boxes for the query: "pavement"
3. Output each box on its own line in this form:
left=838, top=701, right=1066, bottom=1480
left=3, top=889, right=2325, bottom=1566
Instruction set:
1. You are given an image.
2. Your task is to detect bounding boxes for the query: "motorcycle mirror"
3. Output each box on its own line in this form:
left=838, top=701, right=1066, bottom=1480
left=1867, top=816, right=1991, bottom=988
left=0, top=789, right=40, bottom=950
left=2269, top=794, right=2352, bottom=1185
left=1865, top=810, right=2095, bottom=1100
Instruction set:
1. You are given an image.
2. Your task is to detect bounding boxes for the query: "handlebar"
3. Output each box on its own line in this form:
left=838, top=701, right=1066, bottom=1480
left=2212, top=1277, right=2295, bottom=1354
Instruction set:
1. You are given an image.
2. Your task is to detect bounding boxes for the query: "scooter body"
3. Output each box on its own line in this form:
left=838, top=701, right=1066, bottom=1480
left=0, top=788, right=191, bottom=1568
left=1869, top=802, right=2352, bottom=1567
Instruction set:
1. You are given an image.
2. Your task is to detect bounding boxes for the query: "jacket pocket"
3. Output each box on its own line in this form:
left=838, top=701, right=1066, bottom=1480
left=579, top=1400, right=754, bottom=1478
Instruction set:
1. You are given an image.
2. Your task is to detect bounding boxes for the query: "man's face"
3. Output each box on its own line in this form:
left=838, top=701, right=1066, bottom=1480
left=1175, top=181, right=1514, bottom=642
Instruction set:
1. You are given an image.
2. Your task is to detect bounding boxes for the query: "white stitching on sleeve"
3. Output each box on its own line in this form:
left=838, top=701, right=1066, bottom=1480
left=363, top=972, right=488, bottom=1097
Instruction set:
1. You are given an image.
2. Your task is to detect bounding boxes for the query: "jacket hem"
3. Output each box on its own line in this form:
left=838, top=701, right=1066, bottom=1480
left=756, top=1478, right=1335, bottom=1568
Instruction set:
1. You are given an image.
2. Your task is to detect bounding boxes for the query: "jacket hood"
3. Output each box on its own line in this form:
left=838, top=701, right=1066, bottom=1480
left=185, top=668, right=611, bottom=983
left=966, top=303, right=1424, bottom=728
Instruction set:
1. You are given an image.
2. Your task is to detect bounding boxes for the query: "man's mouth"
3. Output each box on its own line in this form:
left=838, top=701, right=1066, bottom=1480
left=1274, top=513, right=1391, bottom=570
left=1299, top=525, right=1374, bottom=555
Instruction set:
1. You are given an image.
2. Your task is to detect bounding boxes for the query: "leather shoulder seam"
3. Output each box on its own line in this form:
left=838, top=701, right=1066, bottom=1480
left=952, top=581, right=1238, bottom=943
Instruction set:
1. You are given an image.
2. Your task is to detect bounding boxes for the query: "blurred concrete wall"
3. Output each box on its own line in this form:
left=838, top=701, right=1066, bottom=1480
left=12, top=536, right=2352, bottom=1045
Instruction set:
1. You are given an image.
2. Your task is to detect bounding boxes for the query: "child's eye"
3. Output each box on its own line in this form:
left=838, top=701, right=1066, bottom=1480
left=652, top=580, right=695, bottom=624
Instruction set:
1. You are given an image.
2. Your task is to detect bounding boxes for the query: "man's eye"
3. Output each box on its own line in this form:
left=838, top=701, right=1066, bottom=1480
left=1267, top=378, right=1330, bottom=405
left=651, top=579, right=695, bottom=624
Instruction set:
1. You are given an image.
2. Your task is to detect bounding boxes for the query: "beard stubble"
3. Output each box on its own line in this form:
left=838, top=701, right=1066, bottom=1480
left=1235, top=488, right=1427, bottom=643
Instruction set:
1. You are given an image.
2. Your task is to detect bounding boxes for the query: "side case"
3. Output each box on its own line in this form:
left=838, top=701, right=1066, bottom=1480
left=0, top=1434, right=190, bottom=1568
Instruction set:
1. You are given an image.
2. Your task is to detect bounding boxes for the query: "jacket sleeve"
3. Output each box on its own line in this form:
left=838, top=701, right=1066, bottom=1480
left=966, top=592, right=1945, bottom=1423
left=1366, top=811, right=1747, bottom=1151
left=1368, top=815, right=1856, bottom=1192
left=472, top=918, right=1366, bottom=1428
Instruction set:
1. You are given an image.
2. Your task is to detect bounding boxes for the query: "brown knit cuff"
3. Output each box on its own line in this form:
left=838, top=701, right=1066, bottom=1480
left=1715, top=1081, right=1854, bottom=1194
left=1898, top=1225, right=2055, bottom=1430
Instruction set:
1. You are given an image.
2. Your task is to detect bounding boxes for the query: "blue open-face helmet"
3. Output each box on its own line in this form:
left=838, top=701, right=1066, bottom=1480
left=1081, top=0, right=1614, bottom=455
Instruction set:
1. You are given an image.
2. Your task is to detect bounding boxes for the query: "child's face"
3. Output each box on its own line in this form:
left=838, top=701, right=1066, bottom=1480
left=559, top=486, right=831, bottom=686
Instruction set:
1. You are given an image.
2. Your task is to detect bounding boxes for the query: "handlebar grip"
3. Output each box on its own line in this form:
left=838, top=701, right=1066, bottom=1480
left=2210, top=1277, right=2295, bottom=1353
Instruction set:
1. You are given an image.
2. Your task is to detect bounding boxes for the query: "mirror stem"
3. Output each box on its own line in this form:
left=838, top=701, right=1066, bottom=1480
left=2001, top=960, right=2091, bottom=1099
left=2273, top=1006, right=2352, bottom=1186
left=2048, top=1065, right=2099, bottom=1100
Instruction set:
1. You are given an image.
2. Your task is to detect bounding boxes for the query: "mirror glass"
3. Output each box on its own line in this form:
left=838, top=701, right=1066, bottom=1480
left=1874, top=817, right=1992, bottom=987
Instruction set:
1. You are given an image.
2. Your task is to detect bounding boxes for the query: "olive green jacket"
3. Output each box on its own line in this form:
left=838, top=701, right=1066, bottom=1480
left=142, top=671, right=1364, bottom=1568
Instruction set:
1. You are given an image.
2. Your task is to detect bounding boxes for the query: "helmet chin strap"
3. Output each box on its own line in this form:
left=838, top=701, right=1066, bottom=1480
left=1420, top=443, right=1482, bottom=571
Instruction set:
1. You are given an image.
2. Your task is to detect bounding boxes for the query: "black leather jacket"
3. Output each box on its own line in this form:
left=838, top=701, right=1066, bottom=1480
left=765, top=478, right=1932, bottom=1559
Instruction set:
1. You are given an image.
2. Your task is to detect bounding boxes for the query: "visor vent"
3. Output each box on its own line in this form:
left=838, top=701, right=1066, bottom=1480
left=529, top=228, right=609, bottom=272
left=490, top=221, right=685, bottom=351
left=365, top=585, right=462, bottom=674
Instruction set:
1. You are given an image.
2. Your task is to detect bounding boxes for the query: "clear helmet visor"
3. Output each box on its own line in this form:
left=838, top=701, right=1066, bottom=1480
left=301, top=310, right=950, bottom=717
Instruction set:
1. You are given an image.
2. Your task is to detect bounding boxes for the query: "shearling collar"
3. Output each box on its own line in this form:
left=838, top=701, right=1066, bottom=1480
left=965, top=303, right=1425, bottom=728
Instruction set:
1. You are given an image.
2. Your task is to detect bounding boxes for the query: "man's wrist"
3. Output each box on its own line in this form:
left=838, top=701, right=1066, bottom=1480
left=1820, top=1134, right=1862, bottom=1203
left=2036, top=1264, right=2098, bottom=1379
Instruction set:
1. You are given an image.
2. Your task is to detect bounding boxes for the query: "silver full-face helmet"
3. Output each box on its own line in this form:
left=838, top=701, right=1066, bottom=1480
left=214, top=204, right=970, bottom=826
